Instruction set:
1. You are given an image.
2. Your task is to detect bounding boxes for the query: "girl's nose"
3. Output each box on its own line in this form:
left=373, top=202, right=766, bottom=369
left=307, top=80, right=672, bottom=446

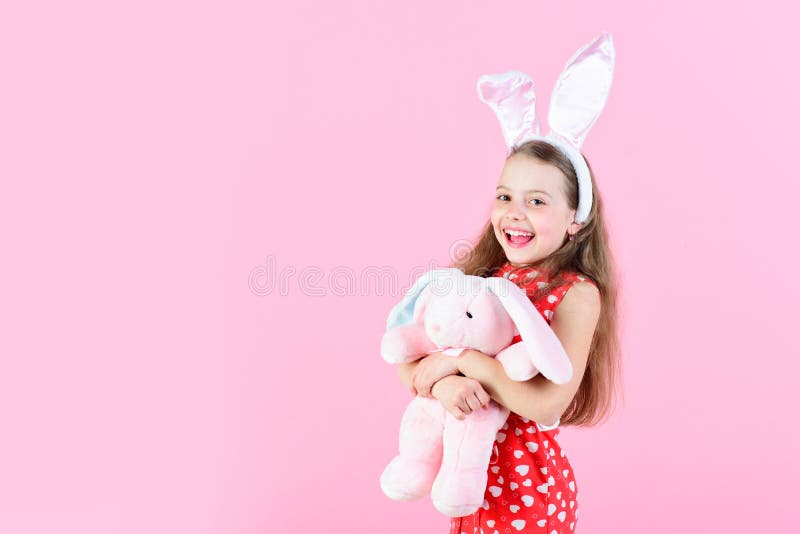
left=506, top=202, right=526, bottom=219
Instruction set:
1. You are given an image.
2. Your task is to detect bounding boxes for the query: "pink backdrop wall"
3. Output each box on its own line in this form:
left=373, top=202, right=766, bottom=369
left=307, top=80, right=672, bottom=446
left=2, top=1, right=798, bottom=532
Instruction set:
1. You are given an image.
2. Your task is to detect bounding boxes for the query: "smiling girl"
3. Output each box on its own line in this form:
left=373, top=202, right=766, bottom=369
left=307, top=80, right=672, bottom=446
left=396, top=139, right=621, bottom=533
left=393, top=33, right=621, bottom=533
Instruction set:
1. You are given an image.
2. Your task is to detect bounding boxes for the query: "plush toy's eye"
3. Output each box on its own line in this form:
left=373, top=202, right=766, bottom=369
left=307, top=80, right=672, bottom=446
left=466, top=311, right=473, bottom=319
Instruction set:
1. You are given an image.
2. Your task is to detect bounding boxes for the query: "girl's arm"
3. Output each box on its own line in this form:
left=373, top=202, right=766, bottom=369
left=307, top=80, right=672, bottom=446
left=456, top=281, right=602, bottom=425
left=397, top=360, right=492, bottom=420
left=396, top=361, right=420, bottom=394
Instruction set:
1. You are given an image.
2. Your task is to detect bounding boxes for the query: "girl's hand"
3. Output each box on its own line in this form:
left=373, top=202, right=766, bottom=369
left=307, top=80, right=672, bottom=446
left=431, top=375, right=491, bottom=420
left=410, top=352, right=461, bottom=397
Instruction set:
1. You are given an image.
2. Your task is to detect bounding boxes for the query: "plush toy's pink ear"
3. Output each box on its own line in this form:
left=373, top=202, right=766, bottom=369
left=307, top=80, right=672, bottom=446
left=485, top=277, right=573, bottom=385
left=412, top=285, right=432, bottom=324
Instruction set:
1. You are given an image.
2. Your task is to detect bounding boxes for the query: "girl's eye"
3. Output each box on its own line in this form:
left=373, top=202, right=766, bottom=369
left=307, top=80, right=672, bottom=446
left=496, top=194, right=510, bottom=201
left=529, top=198, right=544, bottom=206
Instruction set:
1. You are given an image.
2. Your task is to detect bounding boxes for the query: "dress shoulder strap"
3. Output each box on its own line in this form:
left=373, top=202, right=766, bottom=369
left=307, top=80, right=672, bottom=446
left=530, top=271, right=597, bottom=325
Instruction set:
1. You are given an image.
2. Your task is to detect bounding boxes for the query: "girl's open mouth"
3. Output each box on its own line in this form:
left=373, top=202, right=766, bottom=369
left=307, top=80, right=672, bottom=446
left=504, top=229, right=535, bottom=248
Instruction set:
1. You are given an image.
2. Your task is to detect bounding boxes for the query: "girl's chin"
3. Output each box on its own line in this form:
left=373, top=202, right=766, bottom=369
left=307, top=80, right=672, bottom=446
left=504, top=249, right=537, bottom=264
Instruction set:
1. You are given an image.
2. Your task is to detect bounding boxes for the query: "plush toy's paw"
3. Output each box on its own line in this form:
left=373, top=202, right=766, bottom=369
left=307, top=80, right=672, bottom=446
left=380, top=456, right=438, bottom=501
left=431, top=466, right=487, bottom=517
left=432, top=499, right=483, bottom=518
left=496, top=342, right=539, bottom=381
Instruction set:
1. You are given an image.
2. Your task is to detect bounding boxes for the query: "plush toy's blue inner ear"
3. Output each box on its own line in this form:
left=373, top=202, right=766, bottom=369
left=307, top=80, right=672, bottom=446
left=386, top=299, right=416, bottom=331
left=385, top=268, right=463, bottom=332
left=385, top=284, right=427, bottom=331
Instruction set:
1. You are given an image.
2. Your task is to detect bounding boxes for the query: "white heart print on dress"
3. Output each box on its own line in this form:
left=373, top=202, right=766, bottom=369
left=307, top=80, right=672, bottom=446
left=491, top=466, right=500, bottom=474
left=525, top=442, right=538, bottom=453
left=515, top=465, right=530, bottom=476
left=536, top=483, right=548, bottom=494
left=521, top=495, right=534, bottom=507
left=510, top=505, right=520, bottom=513
left=547, top=504, right=557, bottom=515
left=488, top=486, right=502, bottom=497
left=510, top=482, right=519, bottom=490
left=558, top=511, right=566, bottom=522
left=511, top=520, right=526, bottom=531
left=513, top=450, right=524, bottom=458
left=537, top=520, right=546, bottom=527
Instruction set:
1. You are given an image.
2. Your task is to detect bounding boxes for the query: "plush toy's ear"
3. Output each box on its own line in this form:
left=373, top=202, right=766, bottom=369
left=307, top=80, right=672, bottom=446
left=412, top=285, right=432, bottom=324
left=485, top=277, right=573, bottom=385
left=385, top=268, right=463, bottom=331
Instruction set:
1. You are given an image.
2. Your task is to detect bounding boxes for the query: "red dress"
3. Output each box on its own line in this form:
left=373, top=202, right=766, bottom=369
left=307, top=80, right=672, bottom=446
left=449, top=262, right=597, bottom=534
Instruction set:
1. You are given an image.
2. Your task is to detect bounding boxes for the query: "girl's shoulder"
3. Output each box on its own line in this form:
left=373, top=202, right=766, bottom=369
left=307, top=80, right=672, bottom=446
left=492, top=262, right=598, bottom=322
left=491, top=262, right=597, bottom=291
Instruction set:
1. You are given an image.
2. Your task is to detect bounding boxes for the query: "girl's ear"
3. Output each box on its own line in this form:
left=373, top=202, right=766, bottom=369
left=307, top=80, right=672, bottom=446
left=485, top=277, right=573, bottom=384
left=385, top=268, right=462, bottom=331
left=568, top=219, right=583, bottom=237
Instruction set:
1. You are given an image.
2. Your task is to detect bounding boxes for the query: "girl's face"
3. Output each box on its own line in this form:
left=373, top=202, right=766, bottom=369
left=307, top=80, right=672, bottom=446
left=491, top=154, right=582, bottom=267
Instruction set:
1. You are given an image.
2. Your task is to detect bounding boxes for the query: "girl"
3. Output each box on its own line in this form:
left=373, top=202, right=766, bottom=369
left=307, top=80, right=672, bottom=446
left=395, top=137, right=621, bottom=534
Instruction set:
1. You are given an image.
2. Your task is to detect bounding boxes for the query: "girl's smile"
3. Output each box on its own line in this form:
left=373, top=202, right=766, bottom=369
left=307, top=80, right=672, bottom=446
left=491, top=154, right=582, bottom=266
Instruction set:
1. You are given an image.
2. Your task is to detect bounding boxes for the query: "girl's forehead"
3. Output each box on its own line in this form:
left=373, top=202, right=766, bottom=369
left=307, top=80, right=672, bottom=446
left=497, top=156, right=567, bottom=192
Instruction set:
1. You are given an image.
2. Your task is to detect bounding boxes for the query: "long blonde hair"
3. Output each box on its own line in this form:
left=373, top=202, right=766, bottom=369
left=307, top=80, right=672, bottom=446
left=453, top=140, right=622, bottom=427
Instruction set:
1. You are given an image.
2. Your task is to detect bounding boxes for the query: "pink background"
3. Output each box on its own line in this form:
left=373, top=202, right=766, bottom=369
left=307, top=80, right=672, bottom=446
left=2, top=1, right=798, bottom=533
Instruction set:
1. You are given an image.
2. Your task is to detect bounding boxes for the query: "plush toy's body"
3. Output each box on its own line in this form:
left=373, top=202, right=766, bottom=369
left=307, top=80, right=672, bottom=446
left=380, top=268, right=574, bottom=517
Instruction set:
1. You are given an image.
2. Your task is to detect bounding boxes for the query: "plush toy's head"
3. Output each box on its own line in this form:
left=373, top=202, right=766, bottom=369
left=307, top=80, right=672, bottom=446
left=407, top=272, right=515, bottom=355
left=383, top=268, right=573, bottom=384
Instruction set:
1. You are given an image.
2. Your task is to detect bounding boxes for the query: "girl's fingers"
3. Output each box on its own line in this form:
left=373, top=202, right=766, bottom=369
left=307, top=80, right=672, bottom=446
left=475, top=389, right=491, bottom=408
left=411, top=372, right=424, bottom=395
left=464, top=394, right=481, bottom=413
left=419, top=381, right=431, bottom=397
left=448, top=406, right=466, bottom=420
left=458, top=398, right=474, bottom=415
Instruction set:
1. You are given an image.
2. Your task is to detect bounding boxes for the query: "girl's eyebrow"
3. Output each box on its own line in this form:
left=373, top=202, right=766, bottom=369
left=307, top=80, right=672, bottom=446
left=495, top=186, right=552, bottom=198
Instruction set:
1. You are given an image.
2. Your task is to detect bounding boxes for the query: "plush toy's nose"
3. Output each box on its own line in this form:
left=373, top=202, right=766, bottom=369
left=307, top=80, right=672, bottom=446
left=431, top=323, right=441, bottom=333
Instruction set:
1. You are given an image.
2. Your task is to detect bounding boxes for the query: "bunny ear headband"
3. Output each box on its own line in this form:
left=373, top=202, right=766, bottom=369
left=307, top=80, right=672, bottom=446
left=477, top=32, right=616, bottom=224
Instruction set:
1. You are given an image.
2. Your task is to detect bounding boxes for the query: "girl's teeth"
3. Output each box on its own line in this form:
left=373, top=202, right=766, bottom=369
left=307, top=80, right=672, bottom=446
left=505, top=231, right=534, bottom=246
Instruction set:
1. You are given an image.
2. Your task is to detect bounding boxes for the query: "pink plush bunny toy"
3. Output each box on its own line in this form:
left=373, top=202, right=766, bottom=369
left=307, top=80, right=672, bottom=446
left=380, top=268, right=574, bottom=517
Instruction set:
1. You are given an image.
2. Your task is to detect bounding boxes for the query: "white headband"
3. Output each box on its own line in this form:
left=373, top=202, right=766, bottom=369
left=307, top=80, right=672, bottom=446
left=477, top=32, right=616, bottom=224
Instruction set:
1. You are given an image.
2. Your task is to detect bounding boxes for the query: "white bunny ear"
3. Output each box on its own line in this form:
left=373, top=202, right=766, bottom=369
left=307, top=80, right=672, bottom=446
left=547, top=32, right=615, bottom=150
left=485, top=277, right=573, bottom=385
left=477, top=71, right=539, bottom=149
left=386, top=268, right=462, bottom=331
